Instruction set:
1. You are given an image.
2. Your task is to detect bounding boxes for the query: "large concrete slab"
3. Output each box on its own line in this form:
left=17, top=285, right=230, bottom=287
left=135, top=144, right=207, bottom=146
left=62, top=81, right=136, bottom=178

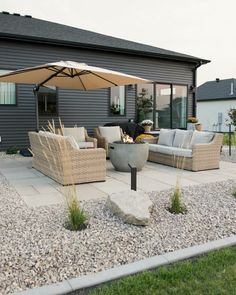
left=0, top=155, right=236, bottom=208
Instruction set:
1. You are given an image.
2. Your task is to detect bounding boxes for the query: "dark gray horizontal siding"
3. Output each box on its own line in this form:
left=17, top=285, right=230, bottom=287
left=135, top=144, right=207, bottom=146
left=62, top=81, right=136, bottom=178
left=0, top=40, right=194, bottom=150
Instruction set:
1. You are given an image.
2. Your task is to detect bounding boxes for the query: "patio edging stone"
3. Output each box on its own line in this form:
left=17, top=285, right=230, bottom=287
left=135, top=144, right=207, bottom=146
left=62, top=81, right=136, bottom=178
left=14, top=235, right=236, bottom=295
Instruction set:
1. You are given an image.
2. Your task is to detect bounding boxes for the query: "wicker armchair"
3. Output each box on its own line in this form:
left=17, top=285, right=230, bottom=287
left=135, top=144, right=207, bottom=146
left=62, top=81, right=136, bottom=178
left=94, top=126, right=124, bottom=157
left=28, top=131, right=106, bottom=185
left=58, top=127, right=97, bottom=149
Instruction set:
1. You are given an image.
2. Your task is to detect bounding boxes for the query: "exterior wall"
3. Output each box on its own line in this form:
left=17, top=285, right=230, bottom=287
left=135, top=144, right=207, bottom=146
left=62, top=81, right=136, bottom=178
left=197, top=99, right=236, bottom=132
left=0, top=39, right=195, bottom=150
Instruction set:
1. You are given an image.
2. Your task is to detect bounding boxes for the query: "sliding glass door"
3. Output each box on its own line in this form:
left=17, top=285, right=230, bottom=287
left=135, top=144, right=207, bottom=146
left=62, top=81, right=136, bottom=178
left=155, top=84, right=171, bottom=129
left=172, top=85, right=187, bottom=129
left=137, top=83, right=188, bottom=129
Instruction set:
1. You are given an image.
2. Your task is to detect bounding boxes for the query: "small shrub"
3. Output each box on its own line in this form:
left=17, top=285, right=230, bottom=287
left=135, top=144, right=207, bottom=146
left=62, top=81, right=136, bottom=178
left=168, top=181, right=186, bottom=214
left=64, top=187, right=88, bottom=231
left=223, top=133, right=236, bottom=146
left=232, top=189, right=236, bottom=198
left=6, top=146, right=18, bottom=154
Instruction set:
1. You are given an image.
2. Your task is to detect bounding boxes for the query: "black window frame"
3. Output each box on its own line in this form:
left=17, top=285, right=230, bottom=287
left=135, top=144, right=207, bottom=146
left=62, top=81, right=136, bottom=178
left=0, top=69, right=17, bottom=106
left=108, top=85, right=127, bottom=117
left=37, top=87, right=59, bottom=117
left=136, top=82, right=188, bottom=129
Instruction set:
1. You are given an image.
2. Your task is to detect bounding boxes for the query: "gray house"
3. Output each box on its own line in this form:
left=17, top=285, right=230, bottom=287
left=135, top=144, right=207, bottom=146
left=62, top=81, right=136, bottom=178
left=0, top=11, right=209, bottom=150
left=197, top=78, right=236, bottom=132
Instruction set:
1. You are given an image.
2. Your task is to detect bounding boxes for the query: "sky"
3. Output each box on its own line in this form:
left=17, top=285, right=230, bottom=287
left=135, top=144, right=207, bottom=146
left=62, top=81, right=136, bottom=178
left=0, top=0, right=236, bottom=86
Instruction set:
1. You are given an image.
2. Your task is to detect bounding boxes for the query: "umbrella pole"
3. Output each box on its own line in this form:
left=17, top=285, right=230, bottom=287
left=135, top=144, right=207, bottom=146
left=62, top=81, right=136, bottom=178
left=33, top=85, right=39, bottom=131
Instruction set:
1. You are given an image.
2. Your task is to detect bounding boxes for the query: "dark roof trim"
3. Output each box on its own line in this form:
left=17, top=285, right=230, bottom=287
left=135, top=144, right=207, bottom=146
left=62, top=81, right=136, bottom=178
left=197, top=97, right=236, bottom=102
left=0, top=32, right=210, bottom=65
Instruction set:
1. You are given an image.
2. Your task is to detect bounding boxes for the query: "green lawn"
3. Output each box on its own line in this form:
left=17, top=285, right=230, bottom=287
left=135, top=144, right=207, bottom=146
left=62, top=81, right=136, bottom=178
left=85, top=247, right=236, bottom=295
left=223, top=133, right=236, bottom=146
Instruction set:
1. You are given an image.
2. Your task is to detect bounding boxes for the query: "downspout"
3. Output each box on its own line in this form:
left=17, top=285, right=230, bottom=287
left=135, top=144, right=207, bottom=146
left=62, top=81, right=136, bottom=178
left=192, top=61, right=202, bottom=117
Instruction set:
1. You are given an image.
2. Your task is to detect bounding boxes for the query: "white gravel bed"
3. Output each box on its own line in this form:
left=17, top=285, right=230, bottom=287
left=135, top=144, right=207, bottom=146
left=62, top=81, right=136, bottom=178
left=0, top=174, right=236, bottom=295
left=0, top=151, right=22, bottom=159
left=221, top=146, right=236, bottom=163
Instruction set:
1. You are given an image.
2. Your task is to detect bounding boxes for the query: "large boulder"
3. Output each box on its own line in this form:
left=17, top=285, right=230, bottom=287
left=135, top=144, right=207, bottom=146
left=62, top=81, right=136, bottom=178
left=106, top=190, right=153, bottom=226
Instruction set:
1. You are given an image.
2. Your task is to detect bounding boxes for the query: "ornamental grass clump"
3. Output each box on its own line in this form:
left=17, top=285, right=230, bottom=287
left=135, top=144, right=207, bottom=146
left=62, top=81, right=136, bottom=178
left=232, top=188, right=236, bottom=198
left=46, top=119, right=88, bottom=231
left=168, top=179, right=186, bottom=214
left=64, top=186, right=88, bottom=231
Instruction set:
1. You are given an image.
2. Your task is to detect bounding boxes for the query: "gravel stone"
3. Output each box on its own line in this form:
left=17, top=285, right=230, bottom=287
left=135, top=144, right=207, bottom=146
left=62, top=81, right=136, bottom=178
left=0, top=173, right=236, bottom=294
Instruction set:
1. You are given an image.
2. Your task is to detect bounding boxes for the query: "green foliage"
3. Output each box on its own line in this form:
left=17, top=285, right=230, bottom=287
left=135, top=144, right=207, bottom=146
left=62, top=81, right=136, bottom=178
left=223, top=133, right=236, bottom=146
left=232, top=188, right=236, bottom=198
left=64, top=187, right=88, bottom=231
left=227, top=108, right=236, bottom=126
left=6, top=146, right=18, bottom=154
left=137, top=88, right=153, bottom=122
left=87, top=247, right=236, bottom=295
left=169, top=182, right=186, bottom=214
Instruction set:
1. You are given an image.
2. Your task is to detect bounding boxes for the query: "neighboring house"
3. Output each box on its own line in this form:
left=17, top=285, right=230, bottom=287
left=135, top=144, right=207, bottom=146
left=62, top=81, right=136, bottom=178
left=0, top=11, right=209, bottom=150
left=197, top=78, right=236, bottom=132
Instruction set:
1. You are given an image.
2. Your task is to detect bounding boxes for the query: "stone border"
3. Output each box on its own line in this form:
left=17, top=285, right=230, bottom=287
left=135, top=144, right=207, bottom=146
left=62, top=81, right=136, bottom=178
left=15, top=235, right=236, bottom=295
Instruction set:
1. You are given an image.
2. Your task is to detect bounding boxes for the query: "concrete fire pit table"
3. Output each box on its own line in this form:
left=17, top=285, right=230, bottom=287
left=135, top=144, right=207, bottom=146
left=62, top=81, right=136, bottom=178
left=109, top=141, right=149, bottom=172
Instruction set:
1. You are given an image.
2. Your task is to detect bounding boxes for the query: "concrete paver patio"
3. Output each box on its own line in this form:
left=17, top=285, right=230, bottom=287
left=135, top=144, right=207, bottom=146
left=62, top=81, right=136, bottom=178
left=0, top=156, right=235, bottom=208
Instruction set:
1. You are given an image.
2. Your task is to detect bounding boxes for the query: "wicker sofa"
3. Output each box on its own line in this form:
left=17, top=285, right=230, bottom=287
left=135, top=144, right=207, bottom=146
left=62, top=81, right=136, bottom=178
left=148, top=129, right=223, bottom=171
left=28, top=131, right=106, bottom=185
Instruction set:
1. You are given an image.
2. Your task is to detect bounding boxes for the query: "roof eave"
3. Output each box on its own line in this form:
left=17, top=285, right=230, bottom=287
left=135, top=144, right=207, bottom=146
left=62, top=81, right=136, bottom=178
left=0, top=33, right=211, bottom=65
left=197, top=97, right=236, bottom=102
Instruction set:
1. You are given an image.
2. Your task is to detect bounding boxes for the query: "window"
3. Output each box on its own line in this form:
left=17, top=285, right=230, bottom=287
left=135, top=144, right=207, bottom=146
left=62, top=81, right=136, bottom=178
left=155, top=84, right=171, bottom=128
left=0, top=70, right=16, bottom=105
left=38, top=86, right=57, bottom=115
left=172, top=85, right=187, bottom=129
left=109, top=86, right=125, bottom=115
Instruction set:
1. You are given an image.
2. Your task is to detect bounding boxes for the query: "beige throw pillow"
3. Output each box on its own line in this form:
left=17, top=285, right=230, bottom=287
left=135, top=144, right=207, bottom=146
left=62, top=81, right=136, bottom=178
left=190, top=131, right=214, bottom=147
left=158, top=129, right=176, bottom=146
left=63, top=127, right=85, bottom=142
left=99, top=126, right=121, bottom=143
left=173, top=130, right=193, bottom=148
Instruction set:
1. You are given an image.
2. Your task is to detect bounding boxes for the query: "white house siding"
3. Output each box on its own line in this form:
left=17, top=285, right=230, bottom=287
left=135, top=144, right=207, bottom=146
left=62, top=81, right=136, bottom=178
left=197, top=99, right=236, bottom=132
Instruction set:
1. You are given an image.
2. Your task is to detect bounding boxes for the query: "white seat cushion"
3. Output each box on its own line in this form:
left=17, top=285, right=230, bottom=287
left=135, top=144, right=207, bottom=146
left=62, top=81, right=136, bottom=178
left=173, top=129, right=193, bottom=148
left=190, top=131, right=214, bottom=147
left=158, top=129, right=176, bottom=146
left=149, top=144, right=192, bottom=158
left=78, top=142, right=94, bottom=149
left=63, top=127, right=86, bottom=142
left=98, top=126, right=121, bottom=143
left=149, top=144, right=173, bottom=155
left=171, top=147, right=192, bottom=158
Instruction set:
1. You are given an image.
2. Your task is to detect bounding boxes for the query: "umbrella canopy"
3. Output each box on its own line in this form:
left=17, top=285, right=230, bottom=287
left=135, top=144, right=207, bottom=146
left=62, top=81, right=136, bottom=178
left=0, top=60, right=150, bottom=90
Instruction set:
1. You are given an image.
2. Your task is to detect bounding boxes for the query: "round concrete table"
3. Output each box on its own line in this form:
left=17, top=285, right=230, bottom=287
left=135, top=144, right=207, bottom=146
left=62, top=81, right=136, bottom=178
left=109, top=141, right=149, bottom=172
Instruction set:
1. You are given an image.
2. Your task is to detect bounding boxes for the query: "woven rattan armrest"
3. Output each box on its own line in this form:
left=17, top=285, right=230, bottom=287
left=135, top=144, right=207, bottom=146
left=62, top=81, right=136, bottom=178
left=94, top=128, right=108, bottom=150
left=84, top=129, right=97, bottom=148
left=71, top=147, right=105, bottom=158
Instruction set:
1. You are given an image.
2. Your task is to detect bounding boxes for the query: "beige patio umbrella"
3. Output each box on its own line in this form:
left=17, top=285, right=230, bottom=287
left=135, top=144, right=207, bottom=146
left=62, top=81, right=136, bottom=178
left=0, top=60, right=150, bottom=90
left=0, top=60, right=150, bottom=129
